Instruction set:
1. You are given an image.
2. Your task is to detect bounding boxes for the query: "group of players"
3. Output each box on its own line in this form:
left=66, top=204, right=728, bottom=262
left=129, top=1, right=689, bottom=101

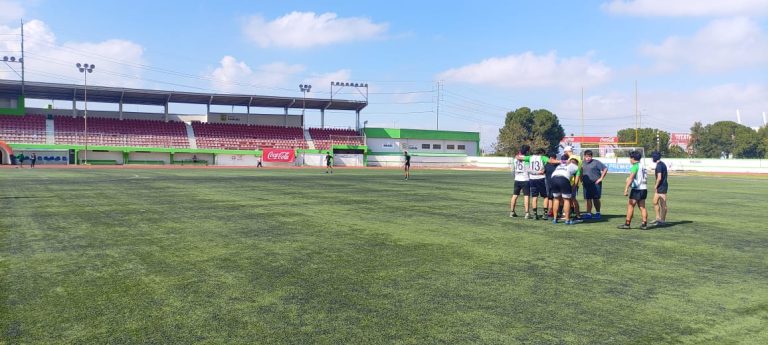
left=510, top=145, right=669, bottom=230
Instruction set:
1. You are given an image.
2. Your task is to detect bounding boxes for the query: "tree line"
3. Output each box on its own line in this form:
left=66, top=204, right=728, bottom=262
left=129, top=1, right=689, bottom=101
left=494, top=107, right=768, bottom=159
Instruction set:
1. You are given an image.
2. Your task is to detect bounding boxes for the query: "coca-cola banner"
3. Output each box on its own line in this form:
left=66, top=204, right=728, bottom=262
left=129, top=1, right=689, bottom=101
left=262, top=149, right=295, bottom=162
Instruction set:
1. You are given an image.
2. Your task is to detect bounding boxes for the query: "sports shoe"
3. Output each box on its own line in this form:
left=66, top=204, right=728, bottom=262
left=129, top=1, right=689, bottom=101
left=565, top=220, right=574, bottom=225
left=594, top=213, right=601, bottom=219
left=582, top=213, right=593, bottom=219
left=640, top=223, right=648, bottom=230
left=552, top=219, right=558, bottom=224
left=617, top=224, right=631, bottom=230
left=650, top=219, right=662, bottom=226
left=543, top=214, right=549, bottom=221
left=510, top=212, right=518, bottom=218
left=534, top=214, right=540, bottom=220
left=524, top=213, right=532, bottom=219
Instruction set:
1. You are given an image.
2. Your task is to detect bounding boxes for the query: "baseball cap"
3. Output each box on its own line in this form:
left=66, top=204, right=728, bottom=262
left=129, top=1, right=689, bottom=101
left=564, top=146, right=573, bottom=152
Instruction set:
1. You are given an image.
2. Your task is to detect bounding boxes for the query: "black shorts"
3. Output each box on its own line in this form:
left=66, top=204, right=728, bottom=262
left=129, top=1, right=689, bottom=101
left=327, top=162, right=332, bottom=167
left=656, top=185, right=668, bottom=194
left=550, top=176, right=572, bottom=198
left=529, top=179, right=546, bottom=198
left=583, top=182, right=602, bottom=199
left=513, top=180, right=530, bottom=196
left=629, top=189, right=648, bottom=201
left=405, top=162, right=411, bottom=168
left=545, top=179, right=554, bottom=199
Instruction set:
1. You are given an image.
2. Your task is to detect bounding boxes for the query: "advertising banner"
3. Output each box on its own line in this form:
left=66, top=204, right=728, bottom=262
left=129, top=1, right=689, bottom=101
left=262, top=149, right=295, bottom=162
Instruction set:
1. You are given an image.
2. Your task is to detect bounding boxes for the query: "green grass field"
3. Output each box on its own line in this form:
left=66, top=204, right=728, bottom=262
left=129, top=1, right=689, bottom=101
left=2, top=167, right=767, bottom=344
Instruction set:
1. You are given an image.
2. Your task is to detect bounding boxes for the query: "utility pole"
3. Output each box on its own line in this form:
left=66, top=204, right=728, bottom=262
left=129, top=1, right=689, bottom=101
left=20, top=19, right=25, bottom=100
left=435, top=81, right=441, bottom=130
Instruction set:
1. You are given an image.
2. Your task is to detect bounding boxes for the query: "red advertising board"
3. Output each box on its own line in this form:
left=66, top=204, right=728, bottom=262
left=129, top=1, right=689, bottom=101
left=262, top=148, right=295, bottom=162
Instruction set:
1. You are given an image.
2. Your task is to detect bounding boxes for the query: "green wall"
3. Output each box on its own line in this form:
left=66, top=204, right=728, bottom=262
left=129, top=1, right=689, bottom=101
left=0, top=95, right=26, bottom=116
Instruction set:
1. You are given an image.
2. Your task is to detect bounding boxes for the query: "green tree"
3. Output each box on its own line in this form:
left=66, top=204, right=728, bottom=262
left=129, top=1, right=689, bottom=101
left=495, top=107, right=565, bottom=156
left=695, top=121, right=763, bottom=158
left=689, top=121, right=704, bottom=157
left=667, top=145, right=688, bottom=158
left=616, top=128, right=670, bottom=155
left=758, top=126, right=768, bottom=158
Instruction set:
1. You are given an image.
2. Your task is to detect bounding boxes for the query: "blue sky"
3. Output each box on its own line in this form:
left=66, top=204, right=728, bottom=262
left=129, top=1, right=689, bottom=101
left=1, top=0, right=767, bottom=149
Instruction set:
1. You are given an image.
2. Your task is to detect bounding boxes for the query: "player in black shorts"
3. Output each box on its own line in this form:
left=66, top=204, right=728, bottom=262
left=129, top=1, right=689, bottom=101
left=543, top=152, right=559, bottom=220
left=325, top=152, right=333, bottom=174
left=404, top=151, right=411, bottom=180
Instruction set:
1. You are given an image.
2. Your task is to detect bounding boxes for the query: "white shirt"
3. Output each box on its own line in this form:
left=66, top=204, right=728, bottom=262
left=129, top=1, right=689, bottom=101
left=551, top=162, right=579, bottom=180
left=528, top=155, right=546, bottom=180
left=513, top=159, right=529, bottom=181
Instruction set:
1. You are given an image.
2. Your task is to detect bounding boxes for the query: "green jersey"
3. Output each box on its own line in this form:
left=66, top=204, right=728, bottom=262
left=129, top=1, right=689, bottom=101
left=630, top=162, right=647, bottom=190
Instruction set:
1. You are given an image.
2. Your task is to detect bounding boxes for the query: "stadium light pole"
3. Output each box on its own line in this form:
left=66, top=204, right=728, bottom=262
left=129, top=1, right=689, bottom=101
left=76, top=63, right=95, bottom=165
left=2, top=55, right=24, bottom=98
left=299, top=84, right=311, bottom=130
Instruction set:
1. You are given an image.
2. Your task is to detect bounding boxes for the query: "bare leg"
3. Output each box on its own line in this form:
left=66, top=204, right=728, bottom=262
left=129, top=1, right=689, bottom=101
left=626, top=200, right=636, bottom=224
left=659, top=194, right=667, bottom=221
left=563, top=197, right=572, bottom=222
left=586, top=199, right=593, bottom=213
left=511, top=195, right=519, bottom=213
left=638, top=199, right=648, bottom=224
left=653, top=193, right=661, bottom=221
left=594, top=199, right=601, bottom=213
left=552, top=197, right=561, bottom=222
left=523, top=195, right=530, bottom=214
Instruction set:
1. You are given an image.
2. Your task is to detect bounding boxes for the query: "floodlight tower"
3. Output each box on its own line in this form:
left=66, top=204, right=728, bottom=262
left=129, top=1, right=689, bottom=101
left=76, top=63, right=95, bottom=164
left=299, top=84, right=311, bottom=130
left=330, top=81, right=369, bottom=131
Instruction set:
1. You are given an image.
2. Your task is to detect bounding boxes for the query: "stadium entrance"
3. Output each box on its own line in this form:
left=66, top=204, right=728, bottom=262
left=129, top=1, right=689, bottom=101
left=0, top=141, right=13, bottom=164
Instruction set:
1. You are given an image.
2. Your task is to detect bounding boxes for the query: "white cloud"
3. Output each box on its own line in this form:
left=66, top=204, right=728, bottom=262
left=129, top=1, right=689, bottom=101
left=641, top=17, right=768, bottom=72
left=243, top=11, right=388, bottom=48
left=0, top=19, right=145, bottom=88
left=0, top=1, right=24, bottom=23
left=437, top=51, right=612, bottom=90
left=556, top=83, right=768, bottom=133
left=602, top=0, right=768, bottom=17
left=210, top=56, right=305, bottom=93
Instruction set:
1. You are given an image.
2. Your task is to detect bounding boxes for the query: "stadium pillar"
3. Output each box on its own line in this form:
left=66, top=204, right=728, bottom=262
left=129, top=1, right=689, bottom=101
left=164, top=102, right=169, bottom=122
left=72, top=92, right=76, bottom=117
left=284, top=107, right=288, bottom=127
left=355, top=110, right=360, bottom=131
left=119, top=102, right=123, bottom=120
left=321, top=109, right=325, bottom=128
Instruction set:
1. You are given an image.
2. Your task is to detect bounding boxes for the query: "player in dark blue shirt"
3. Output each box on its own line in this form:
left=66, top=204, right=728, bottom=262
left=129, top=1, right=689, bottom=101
left=651, top=151, right=668, bottom=226
left=325, top=152, right=333, bottom=174
left=543, top=152, right=559, bottom=220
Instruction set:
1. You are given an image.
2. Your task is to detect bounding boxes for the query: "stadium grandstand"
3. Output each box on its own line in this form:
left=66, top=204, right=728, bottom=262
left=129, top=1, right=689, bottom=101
left=0, top=79, right=372, bottom=165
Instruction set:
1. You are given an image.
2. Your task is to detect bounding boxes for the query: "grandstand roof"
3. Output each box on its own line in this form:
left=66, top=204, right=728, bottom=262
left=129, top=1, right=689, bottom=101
left=0, top=79, right=367, bottom=111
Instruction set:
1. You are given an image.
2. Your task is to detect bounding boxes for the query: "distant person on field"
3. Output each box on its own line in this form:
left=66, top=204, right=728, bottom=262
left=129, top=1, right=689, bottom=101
left=192, top=154, right=198, bottom=163
left=31, top=153, right=37, bottom=168
left=651, top=151, right=668, bottom=226
left=257, top=156, right=263, bottom=168
left=510, top=145, right=531, bottom=218
left=550, top=157, right=580, bottom=225
left=581, top=150, right=608, bottom=219
left=618, top=151, right=649, bottom=230
left=403, top=151, right=411, bottom=180
left=17, top=153, right=24, bottom=168
left=325, top=151, right=333, bottom=174
left=517, top=147, right=549, bottom=220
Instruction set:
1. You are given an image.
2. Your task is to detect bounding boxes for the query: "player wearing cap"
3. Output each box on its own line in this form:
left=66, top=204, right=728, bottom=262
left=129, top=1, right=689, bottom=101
left=550, top=157, right=580, bottom=225
left=563, top=146, right=582, bottom=220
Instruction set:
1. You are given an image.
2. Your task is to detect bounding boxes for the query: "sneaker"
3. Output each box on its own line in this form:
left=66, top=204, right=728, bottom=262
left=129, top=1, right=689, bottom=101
left=543, top=214, right=549, bottom=221
left=594, top=213, right=601, bottom=219
left=640, top=223, right=648, bottom=230
left=524, top=213, right=532, bottom=219
left=510, top=212, right=518, bottom=218
left=582, top=213, right=593, bottom=219
left=565, top=220, right=574, bottom=225
left=534, top=214, right=540, bottom=220
left=617, top=224, right=631, bottom=230
left=656, top=220, right=666, bottom=227
left=552, top=219, right=558, bottom=224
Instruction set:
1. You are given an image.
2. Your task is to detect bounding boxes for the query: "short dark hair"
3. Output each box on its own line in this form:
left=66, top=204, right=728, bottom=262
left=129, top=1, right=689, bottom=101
left=548, top=153, right=558, bottom=159
left=535, top=148, right=546, bottom=155
left=630, top=151, right=642, bottom=161
left=583, top=149, right=593, bottom=156
left=651, top=151, right=662, bottom=162
left=520, top=144, right=531, bottom=155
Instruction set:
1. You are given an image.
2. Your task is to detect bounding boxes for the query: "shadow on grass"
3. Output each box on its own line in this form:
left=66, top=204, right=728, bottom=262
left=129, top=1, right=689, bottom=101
left=0, top=196, right=54, bottom=199
left=655, top=220, right=693, bottom=229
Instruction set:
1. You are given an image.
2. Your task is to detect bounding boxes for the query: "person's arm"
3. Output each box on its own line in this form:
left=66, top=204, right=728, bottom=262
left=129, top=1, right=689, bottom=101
left=625, top=164, right=638, bottom=196
left=655, top=171, right=662, bottom=192
left=596, top=164, right=608, bottom=184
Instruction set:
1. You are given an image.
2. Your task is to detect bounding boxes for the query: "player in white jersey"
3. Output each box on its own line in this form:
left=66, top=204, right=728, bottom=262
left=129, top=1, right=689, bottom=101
left=527, top=148, right=548, bottom=220
left=550, top=157, right=580, bottom=225
left=510, top=145, right=531, bottom=218
left=618, top=150, right=649, bottom=230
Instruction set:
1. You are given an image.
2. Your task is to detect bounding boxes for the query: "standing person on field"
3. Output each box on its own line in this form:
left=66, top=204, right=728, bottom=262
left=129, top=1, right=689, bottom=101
left=543, top=152, right=560, bottom=220
left=618, top=151, right=649, bottom=230
left=510, top=145, right=531, bottom=218
left=403, top=150, right=411, bottom=180
left=651, top=151, right=669, bottom=226
left=325, top=151, right=333, bottom=174
left=563, top=146, right=582, bottom=219
left=581, top=150, right=608, bottom=219
left=31, top=153, right=37, bottom=168
left=525, top=148, right=549, bottom=220
left=550, top=157, right=580, bottom=225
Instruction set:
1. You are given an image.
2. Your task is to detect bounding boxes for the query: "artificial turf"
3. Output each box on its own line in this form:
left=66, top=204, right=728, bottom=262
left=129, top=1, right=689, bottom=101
left=1, top=167, right=767, bottom=344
